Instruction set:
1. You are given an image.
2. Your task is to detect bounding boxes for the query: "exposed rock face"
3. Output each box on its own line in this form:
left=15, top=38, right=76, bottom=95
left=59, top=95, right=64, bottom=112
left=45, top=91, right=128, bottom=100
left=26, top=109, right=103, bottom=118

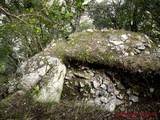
left=11, top=51, right=66, bottom=103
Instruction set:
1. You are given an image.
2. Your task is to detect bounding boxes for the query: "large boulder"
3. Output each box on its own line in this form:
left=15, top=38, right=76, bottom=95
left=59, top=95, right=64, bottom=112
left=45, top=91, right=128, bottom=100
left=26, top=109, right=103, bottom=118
left=49, top=29, right=160, bottom=73
left=10, top=51, right=66, bottom=103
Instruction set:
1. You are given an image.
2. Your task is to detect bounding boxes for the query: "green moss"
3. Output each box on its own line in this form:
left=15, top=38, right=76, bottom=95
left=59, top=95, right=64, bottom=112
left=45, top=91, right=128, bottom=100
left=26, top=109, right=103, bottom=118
left=47, top=30, right=160, bottom=73
left=56, top=88, right=61, bottom=94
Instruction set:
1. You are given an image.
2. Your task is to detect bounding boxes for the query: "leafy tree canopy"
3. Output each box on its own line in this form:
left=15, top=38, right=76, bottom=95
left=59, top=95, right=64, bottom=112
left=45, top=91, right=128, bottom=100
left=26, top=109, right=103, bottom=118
left=0, top=0, right=90, bottom=74
left=88, top=0, right=160, bottom=41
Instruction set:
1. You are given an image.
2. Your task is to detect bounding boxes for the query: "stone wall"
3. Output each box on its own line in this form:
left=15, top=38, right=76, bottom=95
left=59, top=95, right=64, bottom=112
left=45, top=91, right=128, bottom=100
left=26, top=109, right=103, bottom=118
left=62, top=66, right=141, bottom=112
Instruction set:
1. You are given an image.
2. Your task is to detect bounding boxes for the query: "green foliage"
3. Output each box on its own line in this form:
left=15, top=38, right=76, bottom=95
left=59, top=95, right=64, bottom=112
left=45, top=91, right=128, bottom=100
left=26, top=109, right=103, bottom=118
left=0, top=64, right=5, bottom=74
left=66, top=0, right=90, bottom=32
left=79, top=20, right=94, bottom=31
left=0, top=0, right=88, bottom=55
left=88, top=0, right=160, bottom=41
left=0, top=95, right=110, bottom=120
left=0, top=0, right=89, bottom=76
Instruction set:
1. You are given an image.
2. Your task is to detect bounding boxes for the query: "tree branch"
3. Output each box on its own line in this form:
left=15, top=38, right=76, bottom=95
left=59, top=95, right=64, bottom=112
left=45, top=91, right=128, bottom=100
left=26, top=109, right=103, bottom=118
left=0, top=7, right=30, bottom=25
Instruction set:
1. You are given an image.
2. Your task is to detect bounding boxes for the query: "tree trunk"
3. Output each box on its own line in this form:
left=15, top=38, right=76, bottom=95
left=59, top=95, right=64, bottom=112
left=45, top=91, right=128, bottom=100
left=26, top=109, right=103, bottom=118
left=130, top=8, right=138, bottom=32
left=71, top=13, right=82, bottom=32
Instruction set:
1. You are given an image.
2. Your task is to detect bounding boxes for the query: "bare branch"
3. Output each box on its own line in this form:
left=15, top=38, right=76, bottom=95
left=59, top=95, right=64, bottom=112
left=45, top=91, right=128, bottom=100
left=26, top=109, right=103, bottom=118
left=0, top=7, right=30, bottom=25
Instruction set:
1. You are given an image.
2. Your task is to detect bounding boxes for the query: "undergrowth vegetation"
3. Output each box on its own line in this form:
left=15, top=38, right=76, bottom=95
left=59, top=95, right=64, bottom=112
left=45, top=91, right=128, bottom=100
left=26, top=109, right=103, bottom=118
left=0, top=94, right=110, bottom=120
left=0, top=92, right=159, bottom=120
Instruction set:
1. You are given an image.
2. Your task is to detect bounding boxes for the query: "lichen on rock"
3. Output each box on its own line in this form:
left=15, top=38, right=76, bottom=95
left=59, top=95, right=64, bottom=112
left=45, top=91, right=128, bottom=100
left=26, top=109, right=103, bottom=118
left=10, top=49, right=66, bottom=103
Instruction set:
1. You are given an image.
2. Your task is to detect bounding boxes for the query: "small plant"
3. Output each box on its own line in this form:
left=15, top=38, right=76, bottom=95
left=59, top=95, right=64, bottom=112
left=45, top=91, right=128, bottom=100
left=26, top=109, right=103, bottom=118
left=0, top=64, right=5, bottom=74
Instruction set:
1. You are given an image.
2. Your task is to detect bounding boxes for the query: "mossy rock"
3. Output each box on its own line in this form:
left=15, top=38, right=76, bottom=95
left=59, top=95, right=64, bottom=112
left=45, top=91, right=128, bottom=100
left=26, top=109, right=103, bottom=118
left=48, top=30, right=160, bottom=73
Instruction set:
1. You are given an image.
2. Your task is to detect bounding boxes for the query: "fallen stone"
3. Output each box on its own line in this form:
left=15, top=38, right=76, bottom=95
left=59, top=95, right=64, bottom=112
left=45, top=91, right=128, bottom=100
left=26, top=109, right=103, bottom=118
left=124, top=52, right=129, bottom=57
left=115, top=46, right=121, bottom=51
left=65, top=81, right=69, bottom=85
left=100, top=84, right=107, bottom=90
left=117, top=93, right=125, bottom=100
left=110, top=40, right=124, bottom=46
left=144, top=51, right=150, bottom=55
left=95, top=90, right=101, bottom=96
left=86, top=70, right=94, bottom=77
left=108, top=84, right=114, bottom=92
left=74, top=71, right=91, bottom=79
left=103, top=80, right=110, bottom=85
left=138, top=45, right=145, bottom=50
left=65, top=72, right=74, bottom=80
left=121, top=34, right=128, bottom=41
left=130, top=52, right=135, bottom=56
left=86, top=29, right=94, bottom=32
left=149, top=88, right=154, bottom=93
left=99, top=89, right=107, bottom=96
left=129, top=95, right=139, bottom=102
left=105, top=99, right=116, bottom=112
left=114, top=88, right=120, bottom=95
left=79, top=82, right=85, bottom=88
left=74, top=81, right=79, bottom=87
left=90, top=88, right=96, bottom=94
left=135, top=42, right=143, bottom=47
left=94, top=97, right=102, bottom=106
left=134, top=49, right=141, bottom=54
left=100, top=96, right=109, bottom=103
left=80, top=88, right=84, bottom=92
left=127, top=88, right=132, bottom=95
left=119, top=44, right=125, bottom=50
left=116, top=98, right=124, bottom=106
left=93, top=80, right=100, bottom=89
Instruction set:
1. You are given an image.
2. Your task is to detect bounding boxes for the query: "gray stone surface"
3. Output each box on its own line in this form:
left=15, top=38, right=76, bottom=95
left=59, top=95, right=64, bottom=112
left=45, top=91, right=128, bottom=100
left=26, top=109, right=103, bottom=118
left=64, top=70, right=125, bottom=112
left=12, top=51, right=66, bottom=103
left=129, top=95, right=139, bottom=102
left=121, top=34, right=128, bottom=41
left=93, top=80, right=101, bottom=89
left=110, top=40, right=124, bottom=45
left=149, top=88, right=154, bottom=93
